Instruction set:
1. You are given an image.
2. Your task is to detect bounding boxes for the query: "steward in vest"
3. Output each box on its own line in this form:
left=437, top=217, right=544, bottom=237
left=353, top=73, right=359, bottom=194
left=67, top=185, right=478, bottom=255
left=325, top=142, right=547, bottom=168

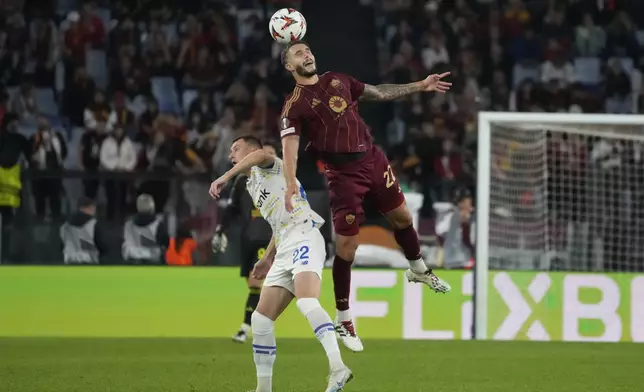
left=122, top=194, right=169, bottom=264
left=60, top=197, right=107, bottom=264
left=0, top=113, right=29, bottom=261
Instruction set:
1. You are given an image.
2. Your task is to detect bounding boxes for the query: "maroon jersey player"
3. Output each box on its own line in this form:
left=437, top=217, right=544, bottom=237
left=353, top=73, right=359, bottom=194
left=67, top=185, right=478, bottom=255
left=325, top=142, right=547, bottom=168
left=279, top=40, right=452, bottom=352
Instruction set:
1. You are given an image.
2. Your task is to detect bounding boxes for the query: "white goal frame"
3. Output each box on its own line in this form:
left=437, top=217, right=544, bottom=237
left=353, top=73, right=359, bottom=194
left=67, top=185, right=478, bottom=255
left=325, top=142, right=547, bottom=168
left=475, top=111, right=644, bottom=340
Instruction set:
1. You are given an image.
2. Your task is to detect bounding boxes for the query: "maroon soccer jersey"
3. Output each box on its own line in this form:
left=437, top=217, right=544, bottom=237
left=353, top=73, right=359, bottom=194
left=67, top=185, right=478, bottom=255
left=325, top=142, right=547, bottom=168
left=279, top=72, right=372, bottom=153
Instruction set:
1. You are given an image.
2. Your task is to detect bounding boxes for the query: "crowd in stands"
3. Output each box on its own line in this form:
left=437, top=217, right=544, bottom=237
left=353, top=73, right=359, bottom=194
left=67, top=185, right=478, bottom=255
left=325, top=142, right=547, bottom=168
left=376, top=0, right=644, bottom=217
left=0, top=0, right=296, bottom=220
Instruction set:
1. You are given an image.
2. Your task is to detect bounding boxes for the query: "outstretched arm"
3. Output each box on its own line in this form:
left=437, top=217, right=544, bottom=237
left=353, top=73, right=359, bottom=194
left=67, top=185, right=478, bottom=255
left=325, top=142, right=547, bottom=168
left=282, top=135, right=300, bottom=212
left=209, top=149, right=274, bottom=199
left=221, top=149, right=275, bottom=182
left=360, top=72, right=452, bottom=101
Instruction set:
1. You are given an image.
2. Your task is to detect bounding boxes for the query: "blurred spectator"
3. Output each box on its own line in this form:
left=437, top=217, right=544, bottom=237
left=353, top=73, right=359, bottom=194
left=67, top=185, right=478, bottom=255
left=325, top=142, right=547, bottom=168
left=29, top=117, right=66, bottom=220
left=541, top=52, right=575, bottom=89
left=138, top=130, right=174, bottom=213
left=100, top=126, right=137, bottom=219
left=250, top=84, right=279, bottom=136
left=421, top=34, right=449, bottom=73
left=575, top=13, right=606, bottom=57
left=10, top=81, right=38, bottom=124
left=541, top=7, right=573, bottom=48
left=29, top=14, right=58, bottom=87
left=143, top=20, right=172, bottom=77
left=604, top=59, right=632, bottom=114
left=187, top=89, right=217, bottom=132
left=183, top=47, right=220, bottom=89
left=63, top=12, right=89, bottom=71
left=502, top=0, right=531, bottom=38
left=84, top=90, right=116, bottom=133
left=79, top=1, right=106, bottom=46
left=63, top=67, right=96, bottom=128
left=136, top=97, right=159, bottom=145
left=606, top=11, right=639, bottom=58
left=113, top=92, right=136, bottom=134
left=79, top=118, right=106, bottom=199
left=433, top=138, right=463, bottom=202
left=212, top=107, right=236, bottom=174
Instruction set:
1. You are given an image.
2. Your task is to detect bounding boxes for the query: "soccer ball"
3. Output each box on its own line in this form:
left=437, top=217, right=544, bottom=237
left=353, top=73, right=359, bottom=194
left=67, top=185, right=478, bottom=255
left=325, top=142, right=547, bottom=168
left=269, top=8, right=307, bottom=44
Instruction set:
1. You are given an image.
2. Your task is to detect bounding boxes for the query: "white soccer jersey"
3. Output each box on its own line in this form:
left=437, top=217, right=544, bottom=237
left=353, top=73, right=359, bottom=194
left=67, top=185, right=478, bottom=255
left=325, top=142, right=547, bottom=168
left=246, top=157, right=324, bottom=244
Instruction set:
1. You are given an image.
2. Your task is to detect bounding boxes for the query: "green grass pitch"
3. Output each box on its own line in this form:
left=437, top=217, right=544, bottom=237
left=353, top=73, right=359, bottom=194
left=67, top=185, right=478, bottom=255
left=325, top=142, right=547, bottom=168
left=0, top=338, right=642, bottom=392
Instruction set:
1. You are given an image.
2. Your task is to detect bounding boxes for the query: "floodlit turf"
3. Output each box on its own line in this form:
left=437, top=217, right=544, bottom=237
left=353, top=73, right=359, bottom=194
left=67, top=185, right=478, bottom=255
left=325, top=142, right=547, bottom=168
left=0, top=338, right=642, bottom=392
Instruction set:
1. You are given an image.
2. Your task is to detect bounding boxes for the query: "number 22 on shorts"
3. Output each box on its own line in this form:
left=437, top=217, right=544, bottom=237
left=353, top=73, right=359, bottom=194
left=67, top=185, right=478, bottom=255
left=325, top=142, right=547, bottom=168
left=384, top=165, right=396, bottom=188
left=292, top=245, right=310, bottom=265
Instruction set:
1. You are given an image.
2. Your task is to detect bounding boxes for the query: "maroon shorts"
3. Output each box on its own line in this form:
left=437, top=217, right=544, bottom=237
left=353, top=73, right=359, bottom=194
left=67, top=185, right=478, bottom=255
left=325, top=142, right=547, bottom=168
left=324, top=146, right=405, bottom=236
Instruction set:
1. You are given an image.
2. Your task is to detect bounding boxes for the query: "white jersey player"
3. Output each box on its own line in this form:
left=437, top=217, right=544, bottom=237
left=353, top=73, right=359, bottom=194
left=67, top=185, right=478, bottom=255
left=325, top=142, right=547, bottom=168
left=209, top=136, right=353, bottom=392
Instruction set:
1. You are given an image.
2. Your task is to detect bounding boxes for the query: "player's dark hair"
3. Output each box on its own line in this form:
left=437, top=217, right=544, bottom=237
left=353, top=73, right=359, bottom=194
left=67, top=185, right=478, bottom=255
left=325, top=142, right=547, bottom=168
left=232, top=135, right=263, bottom=149
left=280, top=40, right=310, bottom=67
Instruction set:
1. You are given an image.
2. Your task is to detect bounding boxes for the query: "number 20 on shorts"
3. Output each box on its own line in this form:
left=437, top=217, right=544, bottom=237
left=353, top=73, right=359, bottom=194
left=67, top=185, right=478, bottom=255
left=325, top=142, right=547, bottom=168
left=384, top=165, right=396, bottom=188
left=292, top=245, right=310, bottom=265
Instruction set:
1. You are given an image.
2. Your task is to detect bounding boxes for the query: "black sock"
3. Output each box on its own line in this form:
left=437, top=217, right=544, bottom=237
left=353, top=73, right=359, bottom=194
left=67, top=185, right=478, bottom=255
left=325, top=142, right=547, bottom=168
left=243, top=287, right=261, bottom=326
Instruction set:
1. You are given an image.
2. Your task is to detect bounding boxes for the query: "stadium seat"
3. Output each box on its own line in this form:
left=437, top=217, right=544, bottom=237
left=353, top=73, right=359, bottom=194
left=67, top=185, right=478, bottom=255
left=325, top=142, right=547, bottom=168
left=512, top=63, right=540, bottom=88
left=151, top=77, right=181, bottom=114
left=182, top=89, right=198, bottom=114
left=35, top=88, right=58, bottom=116
left=573, top=58, right=601, bottom=85
left=616, top=57, right=634, bottom=74
left=87, top=50, right=108, bottom=89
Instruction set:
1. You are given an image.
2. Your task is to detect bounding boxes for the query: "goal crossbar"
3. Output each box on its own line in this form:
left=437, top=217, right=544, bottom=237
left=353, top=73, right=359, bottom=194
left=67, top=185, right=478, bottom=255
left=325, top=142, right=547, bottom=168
left=475, top=112, right=644, bottom=340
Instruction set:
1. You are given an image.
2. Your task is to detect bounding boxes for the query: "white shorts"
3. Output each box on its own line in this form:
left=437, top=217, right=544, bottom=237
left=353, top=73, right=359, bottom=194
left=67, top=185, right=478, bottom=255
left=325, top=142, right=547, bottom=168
left=263, top=223, right=326, bottom=295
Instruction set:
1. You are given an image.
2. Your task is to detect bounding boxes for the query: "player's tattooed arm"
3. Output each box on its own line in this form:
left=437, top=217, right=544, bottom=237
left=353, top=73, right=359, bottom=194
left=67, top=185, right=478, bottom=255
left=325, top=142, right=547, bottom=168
left=360, top=73, right=452, bottom=101
left=359, top=82, right=424, bottom=101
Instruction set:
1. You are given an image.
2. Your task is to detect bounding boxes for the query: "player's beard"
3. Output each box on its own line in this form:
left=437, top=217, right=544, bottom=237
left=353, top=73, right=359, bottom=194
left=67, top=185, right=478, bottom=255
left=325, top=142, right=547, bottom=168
left=295, top=64, right=317, bottom=77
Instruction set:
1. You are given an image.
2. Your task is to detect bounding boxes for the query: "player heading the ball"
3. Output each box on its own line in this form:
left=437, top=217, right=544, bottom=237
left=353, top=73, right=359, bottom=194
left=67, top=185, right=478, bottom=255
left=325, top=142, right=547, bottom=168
left=278, top=40, right=452, bottom=353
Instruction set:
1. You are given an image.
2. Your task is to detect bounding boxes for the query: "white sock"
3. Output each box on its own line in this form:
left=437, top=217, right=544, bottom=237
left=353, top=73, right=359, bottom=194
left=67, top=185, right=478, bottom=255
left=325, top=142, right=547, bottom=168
left=336, top=309, right=352, bottom=323
left=408, top=257, right=428, bottom=274
left=297, top=298, right=345, bottom=371
left=251, top=311, right=276, bottom=392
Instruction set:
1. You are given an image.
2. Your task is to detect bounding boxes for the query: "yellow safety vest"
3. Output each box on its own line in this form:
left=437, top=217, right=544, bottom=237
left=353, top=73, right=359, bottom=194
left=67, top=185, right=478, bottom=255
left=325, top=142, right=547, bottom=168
left=0, top=164, right=21, bottom=207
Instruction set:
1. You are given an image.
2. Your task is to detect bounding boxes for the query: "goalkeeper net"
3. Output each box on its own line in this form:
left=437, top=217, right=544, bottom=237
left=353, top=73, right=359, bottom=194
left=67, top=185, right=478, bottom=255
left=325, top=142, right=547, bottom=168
left=478, top=113, right=644, bottom=273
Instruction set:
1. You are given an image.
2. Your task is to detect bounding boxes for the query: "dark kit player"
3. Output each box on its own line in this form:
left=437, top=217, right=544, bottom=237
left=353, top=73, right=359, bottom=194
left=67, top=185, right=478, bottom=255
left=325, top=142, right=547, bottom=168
left=279, top=41, right=452, bottom=352
left=212, top=143, right=278, bottom=343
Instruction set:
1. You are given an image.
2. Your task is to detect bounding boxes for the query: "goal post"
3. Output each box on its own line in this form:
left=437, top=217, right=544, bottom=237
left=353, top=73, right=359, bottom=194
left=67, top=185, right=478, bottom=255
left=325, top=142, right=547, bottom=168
left=475, top=112, right=644, bottom=340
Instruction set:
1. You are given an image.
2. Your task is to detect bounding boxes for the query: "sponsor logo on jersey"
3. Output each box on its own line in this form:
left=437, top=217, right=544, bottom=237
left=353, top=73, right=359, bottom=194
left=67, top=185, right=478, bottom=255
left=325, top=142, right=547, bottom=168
left=329, top=96, right=348, bottom=113
left=257, top=189, right=270, bottom=208
left=345, top=214, right=355, bottom=225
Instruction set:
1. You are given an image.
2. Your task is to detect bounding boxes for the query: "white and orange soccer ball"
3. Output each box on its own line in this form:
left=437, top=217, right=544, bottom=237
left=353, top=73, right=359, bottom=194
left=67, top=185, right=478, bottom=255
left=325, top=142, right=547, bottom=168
left=269, top=8, right=307, bottom=44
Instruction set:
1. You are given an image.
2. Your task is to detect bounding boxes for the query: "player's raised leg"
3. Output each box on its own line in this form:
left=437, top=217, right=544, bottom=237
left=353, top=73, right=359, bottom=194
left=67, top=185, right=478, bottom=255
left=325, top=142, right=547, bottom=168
left=251, top=285, right=293, bottom=392
left=332, top=233, right=364, bottom=352
left=374, top=149, right=450, bottom=293
left=292, top=233, right=352, bottom=391
left=384, top=203, right=451, bottom=292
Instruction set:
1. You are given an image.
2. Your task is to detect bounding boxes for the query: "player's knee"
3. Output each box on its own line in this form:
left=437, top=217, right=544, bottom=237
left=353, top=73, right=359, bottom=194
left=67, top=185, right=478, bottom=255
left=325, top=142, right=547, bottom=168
left=251, top=311, right=274, bottom=334
left=386, top=207, right=414, bottom=230
left=336, top=236, right=358, bottom=261
left=296, top=297, right=321, bottom=317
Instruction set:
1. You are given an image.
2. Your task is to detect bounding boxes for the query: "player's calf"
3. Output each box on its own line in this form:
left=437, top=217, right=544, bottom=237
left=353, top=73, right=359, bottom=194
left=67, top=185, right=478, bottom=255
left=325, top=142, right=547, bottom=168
left=294, top=271, right=352, bottom=387
left=250, top=311, right=276, bottom=392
